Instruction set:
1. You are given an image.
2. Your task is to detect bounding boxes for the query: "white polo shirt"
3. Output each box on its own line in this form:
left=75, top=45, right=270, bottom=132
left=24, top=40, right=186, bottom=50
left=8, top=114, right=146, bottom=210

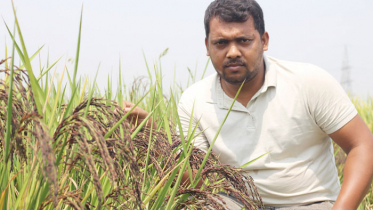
left=177, top=55, right=357, bottom=206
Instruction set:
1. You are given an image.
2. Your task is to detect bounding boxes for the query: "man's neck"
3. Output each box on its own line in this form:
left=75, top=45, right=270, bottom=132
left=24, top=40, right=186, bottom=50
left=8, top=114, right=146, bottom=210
left=220, top=67, right=265, bottom=107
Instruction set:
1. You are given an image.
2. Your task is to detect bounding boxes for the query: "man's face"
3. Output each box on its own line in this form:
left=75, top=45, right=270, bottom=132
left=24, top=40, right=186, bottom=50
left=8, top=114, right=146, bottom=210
left=205, top=16, right=269, bottom=85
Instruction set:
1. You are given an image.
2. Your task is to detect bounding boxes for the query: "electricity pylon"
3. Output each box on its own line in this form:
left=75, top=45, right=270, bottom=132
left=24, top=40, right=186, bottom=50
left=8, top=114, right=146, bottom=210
left=340, top=45, right=352, bottom=93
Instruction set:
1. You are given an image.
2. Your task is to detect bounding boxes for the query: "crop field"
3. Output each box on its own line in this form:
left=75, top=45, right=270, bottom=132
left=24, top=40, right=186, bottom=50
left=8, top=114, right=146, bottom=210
left=1, top=5, right=373, bottom=210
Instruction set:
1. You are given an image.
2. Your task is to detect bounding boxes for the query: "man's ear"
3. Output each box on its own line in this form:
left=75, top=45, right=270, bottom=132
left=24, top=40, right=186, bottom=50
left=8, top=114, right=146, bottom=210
left=261, top=31, right=269, bottom=51
left=205, top=37, right=210, bottom=56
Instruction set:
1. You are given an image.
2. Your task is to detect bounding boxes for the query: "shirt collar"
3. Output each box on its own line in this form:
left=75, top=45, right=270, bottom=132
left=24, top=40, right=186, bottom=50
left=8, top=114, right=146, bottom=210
left=208, top=54, right=277, bottom=109
left=261, top=54, right=277, bottom=92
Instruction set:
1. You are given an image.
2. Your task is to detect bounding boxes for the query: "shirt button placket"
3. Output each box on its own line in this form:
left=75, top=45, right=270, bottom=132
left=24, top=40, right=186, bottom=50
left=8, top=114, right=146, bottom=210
left=247, top=112, right=255, bottom=129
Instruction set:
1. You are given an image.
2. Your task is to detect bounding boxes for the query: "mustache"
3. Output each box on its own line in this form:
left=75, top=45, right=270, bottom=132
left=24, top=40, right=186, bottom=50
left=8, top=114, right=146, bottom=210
left=223, top=59, right=246, bottom=67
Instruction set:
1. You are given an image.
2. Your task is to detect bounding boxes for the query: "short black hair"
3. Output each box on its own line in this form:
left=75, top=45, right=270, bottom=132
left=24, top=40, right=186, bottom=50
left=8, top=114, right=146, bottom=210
left=204, top=0, right=265, bottom=39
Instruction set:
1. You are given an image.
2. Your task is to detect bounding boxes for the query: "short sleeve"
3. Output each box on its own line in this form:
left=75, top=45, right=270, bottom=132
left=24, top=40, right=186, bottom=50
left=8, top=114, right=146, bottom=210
left=177, top=95, right=210, bottom=152
left=304, top=65, right=357, bottom=134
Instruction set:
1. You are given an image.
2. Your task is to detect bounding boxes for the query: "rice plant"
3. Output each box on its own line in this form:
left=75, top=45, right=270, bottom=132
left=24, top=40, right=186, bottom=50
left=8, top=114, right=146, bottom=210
left=0, top=4, right=263, bottom=210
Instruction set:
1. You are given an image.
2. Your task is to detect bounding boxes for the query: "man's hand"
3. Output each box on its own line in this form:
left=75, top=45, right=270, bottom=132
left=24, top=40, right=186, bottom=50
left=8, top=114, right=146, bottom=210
left=181, top=169, right=204, bottom=189
left=122, top=101, right=157, bottom=129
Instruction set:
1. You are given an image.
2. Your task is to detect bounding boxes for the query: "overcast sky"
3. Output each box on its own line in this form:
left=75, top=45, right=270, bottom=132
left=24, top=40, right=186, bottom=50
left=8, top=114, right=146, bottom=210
left=1, top=0, right=373, bottom=97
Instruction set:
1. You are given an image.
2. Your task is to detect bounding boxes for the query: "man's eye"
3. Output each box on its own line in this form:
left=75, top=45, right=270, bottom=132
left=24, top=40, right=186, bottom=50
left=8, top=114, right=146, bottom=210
left=240, top=39, right=251, bottom=43
left=215, top=41, right=227, bottom=45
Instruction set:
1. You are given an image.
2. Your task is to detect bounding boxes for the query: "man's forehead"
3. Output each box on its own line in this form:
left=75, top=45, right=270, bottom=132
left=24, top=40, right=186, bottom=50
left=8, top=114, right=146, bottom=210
left=208, top=16, right=257, bottom=38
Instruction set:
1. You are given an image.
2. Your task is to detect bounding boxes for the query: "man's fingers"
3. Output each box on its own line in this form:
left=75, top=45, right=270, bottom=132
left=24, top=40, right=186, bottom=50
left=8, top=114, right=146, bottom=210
left=123, top=101, right=141, bottom=116
left=123, top=101, right=134, bottom=109
left=121, top=101, right=156, bottom=129
left=123, top=101, right=136, bottom=112
left=122, top=101, right=150, bottom=122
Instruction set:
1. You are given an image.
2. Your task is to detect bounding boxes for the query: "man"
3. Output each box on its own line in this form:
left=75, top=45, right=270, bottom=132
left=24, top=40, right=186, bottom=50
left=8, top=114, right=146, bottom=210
left=126, top=0, right=373, bottom=209
left=179, top=0, right=373, bottom=209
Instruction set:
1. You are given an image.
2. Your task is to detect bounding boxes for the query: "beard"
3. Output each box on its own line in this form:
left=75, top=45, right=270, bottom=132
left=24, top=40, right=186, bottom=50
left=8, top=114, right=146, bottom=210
left=218, top=58, right=259, bottom=85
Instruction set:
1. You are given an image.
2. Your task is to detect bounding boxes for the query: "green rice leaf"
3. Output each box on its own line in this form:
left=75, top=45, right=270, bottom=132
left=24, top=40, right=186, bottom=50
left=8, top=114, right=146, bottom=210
left=142, top=50, right=153, bottom=85
left=4, top=22, right=16, bottom=163
left=144, top=159, right=186, bottom=207
left=48, top=58, right=67, bottom=128
left=62, top=81, right=79, bottom=121
left=4, top=37, right=8, bottom=69
left=65, top=66, right=73, bottom=90
left=141, top=122, right=154, bottom=200
left=240, top=151, right=271, bottom=169
left=118, top=57, right=123, bottom=107
left=36, top=55, right=63, bottom=81
left=4, top=21, right=24, bottom=64
left=201, top=57, right=210, bottom=80
left=104, top=83, right=157, bottom=139
left=19, top=45, right=44, bottom=69
left=154, top=61, right=172, bottom=143
left=11, top=2, right=45, bottom=115
left=73, top=6, right=83, bottom=90
left=165, top=139, right=194, bottom=210
left=130, top=101, right=162, bottom=139
left=55, top=134, right=69, bottom=166
left=84, top=63, right=100, bottom=118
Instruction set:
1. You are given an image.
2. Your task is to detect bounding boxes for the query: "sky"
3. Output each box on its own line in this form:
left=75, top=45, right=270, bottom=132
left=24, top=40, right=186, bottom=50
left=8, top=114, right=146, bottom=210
left=1, top=0, right=373, bottom=97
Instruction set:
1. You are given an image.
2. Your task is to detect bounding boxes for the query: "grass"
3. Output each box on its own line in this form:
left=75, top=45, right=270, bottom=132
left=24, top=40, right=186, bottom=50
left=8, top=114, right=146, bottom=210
left=1, top=4, right=373, bottom=210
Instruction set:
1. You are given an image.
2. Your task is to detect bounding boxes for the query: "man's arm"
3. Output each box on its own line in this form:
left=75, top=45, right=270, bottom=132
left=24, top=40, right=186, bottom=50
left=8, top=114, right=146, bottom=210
left=329, top=114, right=373, bottom=210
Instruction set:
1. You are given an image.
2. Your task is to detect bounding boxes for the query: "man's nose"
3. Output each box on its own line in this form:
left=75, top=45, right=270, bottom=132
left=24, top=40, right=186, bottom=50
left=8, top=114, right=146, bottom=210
left=226, top=45, right=241, bottom=59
